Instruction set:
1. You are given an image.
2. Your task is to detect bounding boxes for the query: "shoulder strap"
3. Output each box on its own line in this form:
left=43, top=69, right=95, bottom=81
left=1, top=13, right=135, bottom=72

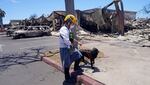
left=60, top=34, right=68, bottom=46
left=60, top=34, right=64, bottom=39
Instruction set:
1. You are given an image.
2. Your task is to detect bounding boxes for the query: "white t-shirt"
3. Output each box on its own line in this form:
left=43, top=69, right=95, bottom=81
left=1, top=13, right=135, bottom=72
left=59, top=25, right=71, bottom=48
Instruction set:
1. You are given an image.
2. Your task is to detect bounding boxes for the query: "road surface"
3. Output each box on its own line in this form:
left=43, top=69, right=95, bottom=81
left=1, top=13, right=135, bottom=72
left=0, top=34, right=67, bottom=85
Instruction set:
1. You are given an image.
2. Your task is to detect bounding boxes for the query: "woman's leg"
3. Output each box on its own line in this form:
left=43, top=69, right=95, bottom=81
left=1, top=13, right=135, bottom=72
left=74, top=58, right=81, bottom=71
left=60, top=48, right=71, bottom=81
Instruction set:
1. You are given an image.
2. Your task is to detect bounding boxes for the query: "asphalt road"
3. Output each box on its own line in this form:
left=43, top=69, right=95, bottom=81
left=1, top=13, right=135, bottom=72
left=0, top=34, right=66, bottom=85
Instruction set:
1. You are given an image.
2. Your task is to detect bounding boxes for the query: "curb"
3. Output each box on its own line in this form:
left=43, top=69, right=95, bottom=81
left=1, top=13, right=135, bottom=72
left=42, top=57, right=104, bottom=85
left=0, top=32, right=5, bottom=35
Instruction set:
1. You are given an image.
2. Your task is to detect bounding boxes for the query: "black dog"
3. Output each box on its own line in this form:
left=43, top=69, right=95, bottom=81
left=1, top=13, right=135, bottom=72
left=80, top=48, right=99, bottom=69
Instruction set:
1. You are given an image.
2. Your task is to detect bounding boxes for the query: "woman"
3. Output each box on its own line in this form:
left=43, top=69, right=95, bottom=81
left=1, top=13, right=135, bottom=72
left=59, top=14, right=82, bottom=83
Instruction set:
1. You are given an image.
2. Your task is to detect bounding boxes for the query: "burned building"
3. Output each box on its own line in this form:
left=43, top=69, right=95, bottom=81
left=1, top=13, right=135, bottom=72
left=48, top=8, right=136, bottom=33
left=107, top=9, right=137, bottom=20
left=47, top=11, right=66, bottom=31
left=8, top=7, right=136, bottom=34
left=9, top=20, right=22, bottom=27
left=46, top=9, right=111, bottom=33
left=79, top=8, right=112, bottom=33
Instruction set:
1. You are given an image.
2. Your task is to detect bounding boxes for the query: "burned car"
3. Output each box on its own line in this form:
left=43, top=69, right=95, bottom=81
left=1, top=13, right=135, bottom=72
left=6, top=26, right=26, bottom=37
left=12, top=26, right=51, bottom=39
left=40, top=26, right=52, bottom=36
left=6, top=27, right=15, bottom=37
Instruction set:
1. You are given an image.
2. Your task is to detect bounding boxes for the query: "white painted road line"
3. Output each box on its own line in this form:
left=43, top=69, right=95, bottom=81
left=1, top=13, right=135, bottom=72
left=0, top=44, right=3, bottom=52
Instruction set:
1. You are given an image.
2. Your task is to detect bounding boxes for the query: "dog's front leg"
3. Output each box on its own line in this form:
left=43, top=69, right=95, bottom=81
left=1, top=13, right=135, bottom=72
left=90, top=59, right=94, bottom=69
left=81, top=56, right=84, bottom=62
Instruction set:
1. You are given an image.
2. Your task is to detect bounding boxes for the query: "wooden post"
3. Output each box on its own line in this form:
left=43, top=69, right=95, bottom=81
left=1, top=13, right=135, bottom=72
left=120, top=0, right=125, bottom=35
left=114, top=0, right=124, bottom=35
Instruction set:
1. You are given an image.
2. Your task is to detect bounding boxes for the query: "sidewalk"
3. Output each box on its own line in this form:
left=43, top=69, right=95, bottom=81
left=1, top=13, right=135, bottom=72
left=82, top=40, right=150, bottom=85
left=42, top=39, right=150, bottom=85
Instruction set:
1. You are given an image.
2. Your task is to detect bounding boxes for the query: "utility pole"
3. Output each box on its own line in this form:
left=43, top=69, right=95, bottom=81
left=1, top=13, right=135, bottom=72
left=65, top=0, right=75, bottom=14
left=65, top=0, right=79, bottom=48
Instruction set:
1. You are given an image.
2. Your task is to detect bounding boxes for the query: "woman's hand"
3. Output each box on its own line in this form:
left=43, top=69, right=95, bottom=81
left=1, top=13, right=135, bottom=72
left=74, top=39, right=82, bottom=46
left=78, top=41, right=82, bottom=46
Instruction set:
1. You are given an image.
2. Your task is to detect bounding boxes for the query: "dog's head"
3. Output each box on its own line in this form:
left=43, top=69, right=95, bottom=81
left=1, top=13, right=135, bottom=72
left=91, top=48, right=99, bottom=59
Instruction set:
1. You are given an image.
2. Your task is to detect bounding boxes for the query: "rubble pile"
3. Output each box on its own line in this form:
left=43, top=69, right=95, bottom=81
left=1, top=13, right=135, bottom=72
left=122, top=19, right=150, bottom=47
left=124, top=28, right=150, bottom=47
left=125, top=19, right=150, bottom=30
left=78, top=26, right=150, bottom=48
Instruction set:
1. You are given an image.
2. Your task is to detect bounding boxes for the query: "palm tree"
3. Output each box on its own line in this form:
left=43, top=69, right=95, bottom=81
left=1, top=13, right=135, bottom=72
left=0, top=8, right=5, bottom=29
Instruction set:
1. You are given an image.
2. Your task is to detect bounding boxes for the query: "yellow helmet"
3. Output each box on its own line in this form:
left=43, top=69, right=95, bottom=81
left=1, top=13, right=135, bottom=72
left=64, top=14, right=77, bottom=24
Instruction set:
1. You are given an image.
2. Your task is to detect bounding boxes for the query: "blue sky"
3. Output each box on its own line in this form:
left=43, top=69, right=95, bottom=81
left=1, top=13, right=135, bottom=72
left=0, top=0, right=150, bottom=24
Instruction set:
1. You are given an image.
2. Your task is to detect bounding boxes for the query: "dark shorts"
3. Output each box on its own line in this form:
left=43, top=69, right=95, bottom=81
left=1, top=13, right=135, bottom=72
left=60, top=48, right=81, bottom=68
